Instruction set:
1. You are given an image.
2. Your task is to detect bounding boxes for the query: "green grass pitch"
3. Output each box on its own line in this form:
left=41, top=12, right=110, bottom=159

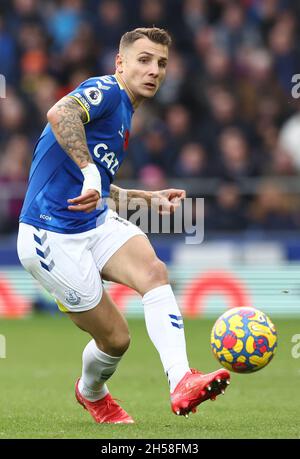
left=0, top=314, right=299, bottom=439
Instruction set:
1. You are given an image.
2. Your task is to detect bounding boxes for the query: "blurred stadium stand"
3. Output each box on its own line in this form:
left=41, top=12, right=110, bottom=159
left=1, top=0, right=300, bottom=317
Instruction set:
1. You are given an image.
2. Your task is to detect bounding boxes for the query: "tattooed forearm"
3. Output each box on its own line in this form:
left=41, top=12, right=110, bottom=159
left=110, top=184, right=121, bottom=204
left=47, top=97, right=93, bottom=169
left=110, top=184, right=152, bottom=209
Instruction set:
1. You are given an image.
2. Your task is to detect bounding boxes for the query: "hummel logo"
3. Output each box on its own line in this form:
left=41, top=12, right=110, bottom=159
left=169, top=314, right=184, bottom=329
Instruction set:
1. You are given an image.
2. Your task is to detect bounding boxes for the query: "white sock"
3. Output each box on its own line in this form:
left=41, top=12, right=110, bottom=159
left=78, top=339, right=122, bottom=401
left=142, top=284, right=191, bottom=392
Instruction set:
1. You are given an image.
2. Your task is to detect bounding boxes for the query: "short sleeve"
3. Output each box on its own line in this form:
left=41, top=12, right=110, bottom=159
left=67, top=76, right=121, bottom=124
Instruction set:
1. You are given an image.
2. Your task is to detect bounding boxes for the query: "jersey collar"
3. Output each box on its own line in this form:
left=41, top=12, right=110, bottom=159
left=113, top=73, right=136, bottom=112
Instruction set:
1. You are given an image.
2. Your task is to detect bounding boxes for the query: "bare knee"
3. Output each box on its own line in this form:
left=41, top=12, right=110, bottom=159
left=96, top=331, right=131, bottom=357
left=139, top=258, right=169, bottom=295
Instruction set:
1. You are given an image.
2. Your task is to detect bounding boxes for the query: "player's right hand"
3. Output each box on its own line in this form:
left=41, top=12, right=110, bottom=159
left=67, top=189, right=101, bottom=213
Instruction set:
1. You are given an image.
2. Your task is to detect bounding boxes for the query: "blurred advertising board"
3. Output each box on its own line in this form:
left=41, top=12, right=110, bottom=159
left=0, top=262, right=299, bottom=318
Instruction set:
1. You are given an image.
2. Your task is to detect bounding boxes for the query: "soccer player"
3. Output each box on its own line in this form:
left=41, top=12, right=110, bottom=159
left=17, top=27, right=230, bottom=424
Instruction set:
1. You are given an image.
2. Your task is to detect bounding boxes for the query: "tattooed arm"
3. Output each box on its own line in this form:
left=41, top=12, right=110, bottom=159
left=110, top=184, right=151, bottom=209
left=47, top=96, right=91, bottom=168
left=47, top=97, right=101, bottom=213
left=110, top=184, right=185, bottom=214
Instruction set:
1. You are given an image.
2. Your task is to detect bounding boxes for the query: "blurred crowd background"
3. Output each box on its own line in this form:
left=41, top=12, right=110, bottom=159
left=1, top=0, right=300, bottom=236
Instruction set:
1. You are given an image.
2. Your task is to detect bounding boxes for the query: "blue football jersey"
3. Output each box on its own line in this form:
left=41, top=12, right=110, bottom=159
left=20, top=75, right=134, bottom=233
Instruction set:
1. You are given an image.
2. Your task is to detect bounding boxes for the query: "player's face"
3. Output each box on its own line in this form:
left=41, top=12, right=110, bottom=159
left=116, top=38, right=168, bottom=100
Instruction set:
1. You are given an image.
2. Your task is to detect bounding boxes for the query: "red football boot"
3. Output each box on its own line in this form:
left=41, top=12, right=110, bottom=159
left=171, top=368, right=230, bottom=417
left=75, top=379, right=134, bottom=424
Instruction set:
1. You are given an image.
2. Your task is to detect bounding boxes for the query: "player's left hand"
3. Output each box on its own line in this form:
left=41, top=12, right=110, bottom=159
left=67, top=189, right=101, bottom=213
left=151, top=188, right=186, bottom=215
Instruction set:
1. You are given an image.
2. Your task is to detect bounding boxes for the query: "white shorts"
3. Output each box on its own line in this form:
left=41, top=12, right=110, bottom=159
left=17, top=210, right=146, bottom=313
